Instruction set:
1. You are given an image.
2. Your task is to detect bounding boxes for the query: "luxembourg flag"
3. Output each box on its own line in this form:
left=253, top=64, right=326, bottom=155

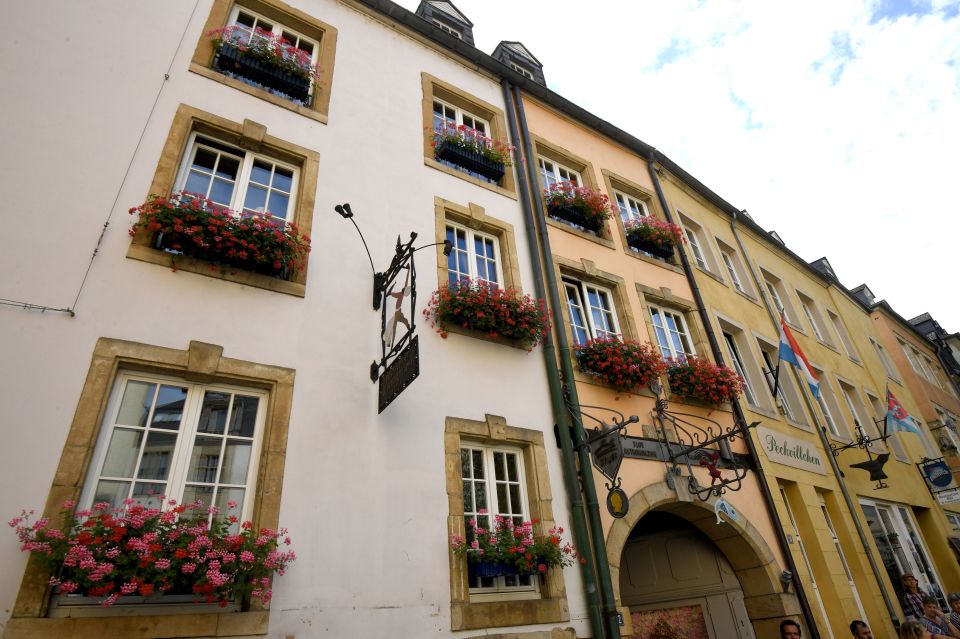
left=778, top=313, right=820, bottom=399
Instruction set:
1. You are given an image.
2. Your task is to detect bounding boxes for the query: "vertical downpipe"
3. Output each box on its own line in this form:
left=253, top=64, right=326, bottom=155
left=647, top=159, right=822, bottom=639
left=511, top=84, right=622, bottom=639
left=502, top=79, right=607, bottom=639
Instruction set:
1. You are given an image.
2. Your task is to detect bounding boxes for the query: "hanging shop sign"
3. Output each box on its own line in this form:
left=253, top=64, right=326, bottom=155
left=607, top=486, right=629, bottom=519
left=922, top=459, right=954, bottom=488
left=757, top=426, right=826, bottom=475
left=588, top=427, right=625, bottom=484
left=937, top=489, right=960, bottom=505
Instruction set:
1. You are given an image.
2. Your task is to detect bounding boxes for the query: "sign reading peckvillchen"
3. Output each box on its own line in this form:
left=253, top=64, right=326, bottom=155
left=757, top=426, right=826, bottom=475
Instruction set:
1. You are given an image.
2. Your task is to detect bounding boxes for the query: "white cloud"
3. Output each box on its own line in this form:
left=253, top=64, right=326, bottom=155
left=404, top=0, right=960, bottom=326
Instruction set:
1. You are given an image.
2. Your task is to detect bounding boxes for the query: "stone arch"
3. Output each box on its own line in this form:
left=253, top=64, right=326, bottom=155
left=605, top=481, right=802, bottom=639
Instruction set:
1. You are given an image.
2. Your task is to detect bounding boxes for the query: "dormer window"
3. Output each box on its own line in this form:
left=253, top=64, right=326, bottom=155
left=511, top=63, right=534, bottom=80
left=432, top=18, right=462, bottom=39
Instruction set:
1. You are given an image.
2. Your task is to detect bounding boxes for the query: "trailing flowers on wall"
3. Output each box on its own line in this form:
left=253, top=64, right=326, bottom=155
left=666, top=355, right=744, bottom=405
left=130, top=192, right=311, bottom=278
left=575, top=338, right=667, bottom=392
left=9, top=500, right=296, bottom=607
left=450, top=510, right=581, bottom=575
left=424, top=280, right=550, bottom=349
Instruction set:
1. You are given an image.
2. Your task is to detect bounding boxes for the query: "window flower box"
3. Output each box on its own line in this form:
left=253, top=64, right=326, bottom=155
left=434, top=139, right=506, bottom=182
left=424, top=281, right=550, bottom=350
left=666, top=355, right=745, bottom=406
left=130, top=192, right=310, bottom=280
left=432, top=123, right=514, bottom=183
left=624, top=216, right=685, bottom=260
left=543, top=181, right=612, bottom=234
left=575, top=338, right=667, bottom=392
left=208, top=26, right=320, bottom=104
left=10, top=499, right=296, bottom=608
left=451, top=510, right=581, bottom=577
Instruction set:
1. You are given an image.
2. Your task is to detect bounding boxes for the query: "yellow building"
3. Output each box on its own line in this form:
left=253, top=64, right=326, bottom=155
left=651, top=161, right=960, bottom=638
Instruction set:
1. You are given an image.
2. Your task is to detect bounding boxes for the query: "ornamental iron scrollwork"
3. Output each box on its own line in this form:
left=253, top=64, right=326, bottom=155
left=649, top=381, right=759, bottom=501
left=829, top=418, right=891, bottom=489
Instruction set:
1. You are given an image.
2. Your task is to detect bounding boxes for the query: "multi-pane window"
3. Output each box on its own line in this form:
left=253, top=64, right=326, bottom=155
left=827, top=310, right=860, bottom=360
left=797, top=294, right=831, bottom=345
left=431, top=18, right=462, bottom=38
left=760, top=345, right=801, bottom=422
left=839, top=381, right=884, bottom=454
left=564, top=278, right=619, bottom=345
left=613, top=190, right=648, bottom=223
left=649, top=304, right=695, bottom=362
left=866, top=392, right=908, bottom=461
left=433, top=97, right=489, bottom=135
left=537, top=157, right=581, bottom=189
left=460, top=444, right=536, bottom=593
left=177, top=133, right=297, bottom=224
left=719, top=248, right=746, bottom=294
left=80, top=373, right=266, bottom=528
left=766, top=280, right=786, bottom=315
left=723, top=332, right=758, bottom=406
left=871, top=338, right=900, bottom=380
left=685, top=227, right=707, bottom=270
left=814, top=370, right=848, bottom=438
left=445, top=223, right=500, bottom=288
left=511, top=63, right=534, bottom=79
left=819, top=494, right=869, bottom=625
left=226, top=7, right=319, bottom=98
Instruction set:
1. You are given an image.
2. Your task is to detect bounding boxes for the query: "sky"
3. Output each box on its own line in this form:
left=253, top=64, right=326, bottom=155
left=402, top=0, right=960, bottom=331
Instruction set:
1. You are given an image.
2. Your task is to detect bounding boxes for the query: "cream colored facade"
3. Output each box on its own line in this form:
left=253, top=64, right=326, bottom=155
left=656, top=169, right=960, bottom=638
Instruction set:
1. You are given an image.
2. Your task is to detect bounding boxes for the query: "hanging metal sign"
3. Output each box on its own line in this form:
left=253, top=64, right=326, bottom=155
left=606, top=485, right=628, bottom=519
left=922, top=459, right=953, bottom=488
left=588, top=427, right=625, bottom=484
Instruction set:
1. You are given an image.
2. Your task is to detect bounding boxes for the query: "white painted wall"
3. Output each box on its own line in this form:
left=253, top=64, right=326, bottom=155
left=0, top=1, right=589, bottom=636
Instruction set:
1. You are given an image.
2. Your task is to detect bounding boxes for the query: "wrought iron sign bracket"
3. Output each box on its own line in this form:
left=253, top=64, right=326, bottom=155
left=829, top=418, right=890, bottom=489
left=334, top=202, right=450, bottom=413
left=648, top=381, right=759, bottom=501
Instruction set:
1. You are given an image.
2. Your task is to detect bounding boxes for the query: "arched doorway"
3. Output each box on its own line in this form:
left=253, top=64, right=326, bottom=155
left=619, top=511, right=754, bottom=639
left=606, top=482, right=801, bottom=639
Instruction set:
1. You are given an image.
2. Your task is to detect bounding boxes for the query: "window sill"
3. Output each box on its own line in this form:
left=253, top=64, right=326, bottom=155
left=544, top=216, right=616, bottom=249
left=816, top=340, right=841, bottom=355
left=4, top=610, right=267, bottom=638
left=451, top=597, right=568, bottom=631
left=733, top=288, right=763, bottom=308
left=189, top=63, right=328, bottom=124
left=424, top=157, right=517, bottom=199
left=622, top=239, right=684, bottom=274
left=694, top=264, right=726, bottom=285
left=435, top=322, right=535, bottom=351
left=127, top=243, right=306, bottom=297
left=848, top=356, right=864, bottom=367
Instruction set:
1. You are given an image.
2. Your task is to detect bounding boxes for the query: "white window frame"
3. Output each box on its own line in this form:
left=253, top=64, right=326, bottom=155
left=563, top=278, right=620, bottom=346
left=460, top=443, right=538, bottom=597
left=860, top=499, right=948, bottom=610
left=79, top=372, right=268, bottom=527
left=871, top=338, right=901, bottom=381
left=839, top=380, right=885, bottom=454
left=827, top=309, right=860, bottom=361
left=613, top=189, right=649, bottom=224
left=445, top=222, right=501, bottom=288
left=678, top=212, right=716, bottom=273
left=818, top=494, right=869, bottom=625
left=780, top=485, right=836, bottom=639
left=227, top=6, right=320, bottom=96
left=510, top=63, right=534, bottom=79
left=800, top=299, right=827, bottom=343
left=722, top=331, right=759, bottom=406
left=175, top=132, right=299, bottom=224
left=538, top=156, right=581, bottom=189
left=685, top=227, right=708, bottom=270
left=431, top=18, right=462, bottom=39
left=720, top=250, right=745, bottom=293
left=649, top=304, right=695, bottom=362
left=433, top=96, right=489, bottom=135
left=866, top=390, right=909, bottom=461
left=813, top=370, right=848, bottom=439
left=759, top=340, right=803, bottom=424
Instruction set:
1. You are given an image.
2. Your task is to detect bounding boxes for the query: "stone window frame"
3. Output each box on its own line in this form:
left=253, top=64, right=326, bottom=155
left=713, top=311, right=775, bottom=414
left=421, top=73, right=518, bottom=199
left=753, top=331, right=813, bottom=430
left=677, top=209, right=722, bottom=279
left=6, top=337, right=294, bottom=639
left=533, top=135, right=615, bottom=248
left=601, top=169, right=681, bottom=271
left=189, top=0, right=338, bottom=124
left=431, top=197, right=530, bottom=349
left=445, top=414, right=570, bottom=631
left=126, top=104, right=319, bottom=297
